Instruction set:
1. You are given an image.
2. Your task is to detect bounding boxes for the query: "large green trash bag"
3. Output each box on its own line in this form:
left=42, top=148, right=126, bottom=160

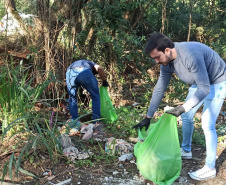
left=134, top=113, right=181, bottom=185
left=99, top=86, right=118, bottom=122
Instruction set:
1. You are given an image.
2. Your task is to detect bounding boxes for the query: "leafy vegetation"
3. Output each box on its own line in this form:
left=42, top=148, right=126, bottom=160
left=0, top=59, right=57, bottom=136
left=0, top=0, right=225, bottom=183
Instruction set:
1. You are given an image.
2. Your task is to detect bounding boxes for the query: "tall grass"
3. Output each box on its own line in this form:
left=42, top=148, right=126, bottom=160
left=1, top=114, right=63, bottom=182
left=0, top=59, right=62, bottom=182
left=0, top=60, right=56, bottom=136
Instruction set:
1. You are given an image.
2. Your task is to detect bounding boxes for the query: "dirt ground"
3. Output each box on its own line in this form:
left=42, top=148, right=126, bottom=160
left=0, top=106, right=225, bottom=185
left=31, top=143, right=226, bottom=185
left=0, top=132, right=225, bottom=185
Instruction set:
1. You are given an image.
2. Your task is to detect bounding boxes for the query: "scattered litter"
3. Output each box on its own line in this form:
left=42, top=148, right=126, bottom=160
left=105, top=137, right=134, bottom=155
left=101, top=175, right=146, bottom=185
left=48, top=181, right=55, bottom=185
left=69, top=128, right=80, bottom=136
left=118, top=153, right=134, bottom=162
left=58, top=122, right=104, bottom=141
left=132, top=102, right=140, bottom=106
left=113, top=171, right=119, bottom=175
left=48, top=178, right=71, bottom=185
left=93, top=123, right=104, bottom=132
left=118, top=164, right=124, bottom=168
left=58, top=120, right=81, bottom=136
left=58, top=134, right=74, bottom=149
left=42, top=169, right=52, bottom=176
left=58, top=133, right=93, bottom=162
left=69, top=149, right=93, bottom=161
left=81, top=124, right=94, bottom=140
left=164, top=105, right=174, bottom=112
left=43, top=172, right=49, bottom=176
left=46, top=175, right=56, bottom=181
left=80, top=123, right=105, bottom=140
left=129, top=137, right=138, bottom=143
left=63, top=146, right=78, bottom=156
left=105, top=177, right=109, bottom=181
left=93, top=138, right=103, bottom=143
left=62, top=146, right=93, bottom=161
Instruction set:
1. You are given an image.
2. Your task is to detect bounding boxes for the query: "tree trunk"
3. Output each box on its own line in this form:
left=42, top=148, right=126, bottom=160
left=209, top=0, right=215, bottom=19
left=187, top=0, right=192, bottom=41
left=131, top=0, right=154, bottom=30
left=36, top=0, right=50, bottom=84
left=4, top=0, right=31, bottom=38
left=160, top=0, right=168, bottom=34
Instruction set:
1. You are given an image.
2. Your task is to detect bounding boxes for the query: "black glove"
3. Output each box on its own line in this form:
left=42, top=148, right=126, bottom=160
left=166, top=105, right=185, bottom=117
left=132, top=117, right=151, bottom=131
left=102, top=80, right=109, bottom=87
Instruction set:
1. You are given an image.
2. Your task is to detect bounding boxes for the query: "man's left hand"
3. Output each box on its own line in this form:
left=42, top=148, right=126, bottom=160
left=102, top=80, right=109, bottom=87
left=132, top=117, right=151, bottom=131
left=166, top=105, right=185, bottom=117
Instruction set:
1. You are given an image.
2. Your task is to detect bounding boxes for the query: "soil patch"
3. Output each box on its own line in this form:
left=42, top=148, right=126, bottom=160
left=0, top=106, right=225, bottom=185
left=1, top=135, right=225, bottom=185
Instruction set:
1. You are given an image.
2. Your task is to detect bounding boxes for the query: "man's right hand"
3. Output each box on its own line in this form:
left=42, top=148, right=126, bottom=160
left=132, top=117, right=151, bottom=131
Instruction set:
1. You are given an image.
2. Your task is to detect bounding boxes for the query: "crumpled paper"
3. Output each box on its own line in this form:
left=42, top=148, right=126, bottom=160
left=58, top=133, right=93, bottom=162
left=105, top=137, right=134, bottom=155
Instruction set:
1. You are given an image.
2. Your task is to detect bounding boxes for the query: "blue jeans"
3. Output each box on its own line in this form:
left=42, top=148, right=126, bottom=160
left=66, top=68, right=101, bottom=123
left=181, top=81, right=226, bottom=169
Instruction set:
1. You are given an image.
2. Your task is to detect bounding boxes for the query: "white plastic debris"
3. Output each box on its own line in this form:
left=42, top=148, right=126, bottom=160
left=132, top=102, right=140, bottom=106
left=105, top=137, right=134, bottom=155
left=81, top=124, right=94, bottom=140
left=58, top=134, right=73, bottom=149
left=113, top=171, right=119, bottom=175
left=71, top=150, right=94, bottom=161
left=164, top=105, right=174, bottom=112
left=118, top=153, right=134, bottom=162
left=55, top=178, right=71, bottom=185
left=63, top=146, right=79, bottom=157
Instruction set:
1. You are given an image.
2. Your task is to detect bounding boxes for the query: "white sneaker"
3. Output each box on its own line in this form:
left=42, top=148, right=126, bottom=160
left=181, top=148, right=192, bottom=159
left=189, top=165, right=216, bottom=180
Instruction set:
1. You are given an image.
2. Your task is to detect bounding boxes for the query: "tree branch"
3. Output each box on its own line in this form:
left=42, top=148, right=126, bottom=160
left=131, top=0, right=154, bottom=30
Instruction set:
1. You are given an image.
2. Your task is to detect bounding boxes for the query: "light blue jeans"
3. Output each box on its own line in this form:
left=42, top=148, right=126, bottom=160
left=181, top=81, right=226, bottom=169
left=66, top=68, right=101, bottom=123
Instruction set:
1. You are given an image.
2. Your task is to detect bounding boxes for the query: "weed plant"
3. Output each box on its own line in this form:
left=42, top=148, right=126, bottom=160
left=0, top=59, right=62, bottom=182
left=1, top=113, right=63, bottom=182
left=0, top=60, right=57, bottom=136
left=105, top=105, right=147, bottom=139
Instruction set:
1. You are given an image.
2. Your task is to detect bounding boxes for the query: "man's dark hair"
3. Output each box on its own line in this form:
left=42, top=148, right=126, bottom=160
left=145, top=32, right=175, bottom=54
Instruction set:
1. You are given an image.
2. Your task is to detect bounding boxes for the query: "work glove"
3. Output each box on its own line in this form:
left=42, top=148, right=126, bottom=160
left=166, top=105, right=185, bottom=117
left=102, top=80, right=109, bottom=87
left=132, top=117, right=151, bottom=131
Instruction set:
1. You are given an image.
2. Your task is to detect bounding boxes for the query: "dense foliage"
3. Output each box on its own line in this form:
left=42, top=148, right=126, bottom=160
left=0, top=0, right=225, bottom=90
left=0, top=0, right=225, bottom=182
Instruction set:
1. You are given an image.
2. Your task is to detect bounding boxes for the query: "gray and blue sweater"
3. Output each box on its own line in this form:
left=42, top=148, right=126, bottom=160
left=147, top=42, right=226, bottom=117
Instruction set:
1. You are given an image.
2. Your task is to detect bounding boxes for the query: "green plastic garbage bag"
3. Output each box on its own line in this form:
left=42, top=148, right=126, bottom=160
left=99, top=86, right=118, bottom=122
left=134, top=113, right=181, bottom=185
